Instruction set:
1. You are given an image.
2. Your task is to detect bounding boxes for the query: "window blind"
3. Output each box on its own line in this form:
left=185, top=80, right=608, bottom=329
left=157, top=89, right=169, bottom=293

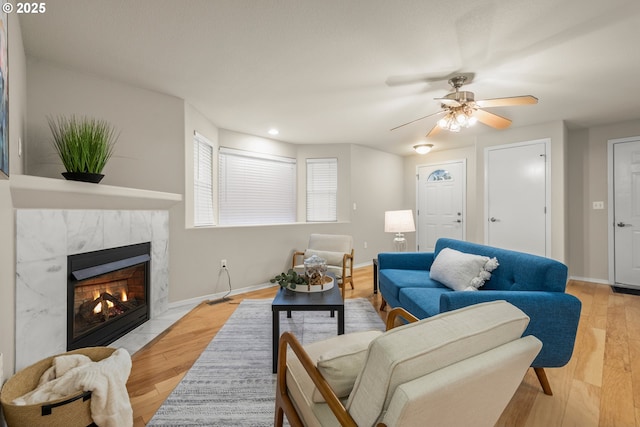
left=219, top=147, right=296, bottom=225
left=306, top=158, right=338, bottom=222
left=193, top=132, right=215, bottom=227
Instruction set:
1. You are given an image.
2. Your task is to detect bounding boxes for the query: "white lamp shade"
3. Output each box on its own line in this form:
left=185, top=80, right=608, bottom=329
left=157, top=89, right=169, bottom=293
left=384, top=210, right=416, bottom=233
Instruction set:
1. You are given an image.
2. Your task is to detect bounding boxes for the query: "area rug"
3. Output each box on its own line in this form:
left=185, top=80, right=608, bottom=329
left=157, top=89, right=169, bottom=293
left=147, top=298, right=385, bottom=426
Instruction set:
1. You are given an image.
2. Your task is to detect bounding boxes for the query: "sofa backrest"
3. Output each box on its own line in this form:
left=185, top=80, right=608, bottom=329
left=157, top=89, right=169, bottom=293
left=434, top=238, right=568, bottom=293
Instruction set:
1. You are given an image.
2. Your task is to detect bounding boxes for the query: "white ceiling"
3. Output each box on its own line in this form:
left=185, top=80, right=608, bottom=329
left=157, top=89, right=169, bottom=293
left=18, top=0, right=640, bottom=155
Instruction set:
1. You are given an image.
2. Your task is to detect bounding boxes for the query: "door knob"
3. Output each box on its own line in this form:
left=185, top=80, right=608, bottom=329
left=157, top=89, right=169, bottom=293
left=617, top=222, right=632, bottom=227
left=453, top=219, right=462, bottom=223
left=490, top=217, right=499, bottom=222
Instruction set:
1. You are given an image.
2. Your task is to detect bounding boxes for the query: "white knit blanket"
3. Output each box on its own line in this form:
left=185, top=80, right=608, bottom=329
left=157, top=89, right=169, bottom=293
left=13, top=348, right=133, bottom=427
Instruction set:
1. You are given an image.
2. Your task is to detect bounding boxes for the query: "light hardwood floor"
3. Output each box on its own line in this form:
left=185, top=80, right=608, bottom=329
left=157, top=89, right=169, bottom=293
left=127, top=266, right=639, bottom=426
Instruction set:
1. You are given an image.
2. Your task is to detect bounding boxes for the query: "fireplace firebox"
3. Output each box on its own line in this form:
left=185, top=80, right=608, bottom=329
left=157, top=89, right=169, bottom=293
left=67, top=242, right=151, bottom=350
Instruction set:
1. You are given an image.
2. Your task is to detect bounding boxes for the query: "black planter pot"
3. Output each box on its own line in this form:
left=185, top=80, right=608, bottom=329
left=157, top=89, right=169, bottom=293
left=62, top=172, right=105, bottom=183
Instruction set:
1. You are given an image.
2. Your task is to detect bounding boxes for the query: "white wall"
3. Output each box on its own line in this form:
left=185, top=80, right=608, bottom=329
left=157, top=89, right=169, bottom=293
left=22, top=60, right=407, bottom=307
left=567, top=119, right=640, bottom=282
left=26, top=59, right=185, bottom=194
left=1, top=13, right=28, bottom=381
left=350, top=144, right=405, bottom=258
left=171, top=120, right=401, bottom=302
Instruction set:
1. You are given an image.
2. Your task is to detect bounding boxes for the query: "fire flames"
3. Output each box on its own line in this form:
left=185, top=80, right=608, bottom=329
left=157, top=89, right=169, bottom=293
left=92, top=290, right=128, bottom=314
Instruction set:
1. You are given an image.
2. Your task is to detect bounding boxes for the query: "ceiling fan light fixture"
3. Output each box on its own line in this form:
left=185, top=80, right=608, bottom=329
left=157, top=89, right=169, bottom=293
left=413, top=143, right=433, bottom=155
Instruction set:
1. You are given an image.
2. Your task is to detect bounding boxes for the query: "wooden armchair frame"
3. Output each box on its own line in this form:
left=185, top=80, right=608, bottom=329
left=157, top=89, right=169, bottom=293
left=274, top=308, right=419, bottom=427
left=291, top=249, right=355, bottom=298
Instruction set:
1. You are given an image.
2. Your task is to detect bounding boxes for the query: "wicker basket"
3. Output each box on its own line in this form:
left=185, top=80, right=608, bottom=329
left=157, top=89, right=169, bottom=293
left=0, top=347, right=116, bottom=427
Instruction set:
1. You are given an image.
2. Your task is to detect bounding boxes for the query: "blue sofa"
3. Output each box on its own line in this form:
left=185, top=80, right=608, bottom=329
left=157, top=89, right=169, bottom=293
left=378, top=238, right=581, bottom=395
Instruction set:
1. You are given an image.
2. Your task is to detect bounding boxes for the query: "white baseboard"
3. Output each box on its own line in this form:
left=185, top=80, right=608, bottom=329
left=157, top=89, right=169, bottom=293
left=169, top=262, right=375, bottom=310
left=569, top=276, right=611, bottom=285
left=168, top=282, right=277, bottom=310
left=354, top=260, right=374, bottom=269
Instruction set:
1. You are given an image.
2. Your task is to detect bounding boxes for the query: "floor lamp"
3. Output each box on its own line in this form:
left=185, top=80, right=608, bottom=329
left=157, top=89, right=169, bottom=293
left=384, top=210, right=416, bottom=252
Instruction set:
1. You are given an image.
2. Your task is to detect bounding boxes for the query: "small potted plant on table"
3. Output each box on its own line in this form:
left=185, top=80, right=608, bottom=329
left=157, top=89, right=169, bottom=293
left=48, top=115, right=119, bottom=183
left=270, top=269, right=307, bottom=292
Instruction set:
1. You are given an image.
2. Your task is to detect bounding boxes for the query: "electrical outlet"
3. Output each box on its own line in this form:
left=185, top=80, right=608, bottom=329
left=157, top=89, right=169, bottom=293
left=593, top=201, right=604, bottom=210
left=220, top=259, right=227, bottom=269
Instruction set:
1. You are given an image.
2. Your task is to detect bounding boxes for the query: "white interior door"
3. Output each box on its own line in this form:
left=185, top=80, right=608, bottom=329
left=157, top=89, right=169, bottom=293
left=485, top=140, right=549, bottom=256
left=417, top=161, right=465, bottom=251
left=612, top=139, right=640, bottom=288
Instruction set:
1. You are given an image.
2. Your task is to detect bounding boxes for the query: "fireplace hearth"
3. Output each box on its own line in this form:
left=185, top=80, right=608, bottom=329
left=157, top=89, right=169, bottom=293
left=68, top=242, right=151, bottom=350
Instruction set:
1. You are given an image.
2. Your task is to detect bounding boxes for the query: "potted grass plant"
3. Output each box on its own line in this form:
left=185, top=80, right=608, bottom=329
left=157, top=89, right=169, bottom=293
left=48, top=115, right=119, bottom=183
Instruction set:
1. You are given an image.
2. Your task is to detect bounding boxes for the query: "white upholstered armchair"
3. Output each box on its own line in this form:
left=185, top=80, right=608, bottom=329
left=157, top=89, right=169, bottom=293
left=274, top=300, right=542, bottom=427
left=292, top=234, right=354, bottom=297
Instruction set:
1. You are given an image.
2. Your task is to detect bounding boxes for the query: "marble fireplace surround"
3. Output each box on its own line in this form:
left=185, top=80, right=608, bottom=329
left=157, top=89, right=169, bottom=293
left=15, top=208, right=170, bottom=371
left=12, top=177, right=179, bottom=371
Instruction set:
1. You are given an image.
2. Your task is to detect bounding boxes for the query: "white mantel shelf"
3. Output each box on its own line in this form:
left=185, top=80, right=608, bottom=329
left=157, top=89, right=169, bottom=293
left=10, top=174, right=182, bottom=210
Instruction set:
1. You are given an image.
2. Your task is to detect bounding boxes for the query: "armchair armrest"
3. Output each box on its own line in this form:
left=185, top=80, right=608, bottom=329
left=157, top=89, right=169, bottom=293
left=291, top=251, right=305, bottom=269
left=342, top=250, right=354, bottom=276
left=385, top=307, right=420, bottom=330
left=378, top=252, right=434, bottom=271
left=440, top=291, right=581, bottom=367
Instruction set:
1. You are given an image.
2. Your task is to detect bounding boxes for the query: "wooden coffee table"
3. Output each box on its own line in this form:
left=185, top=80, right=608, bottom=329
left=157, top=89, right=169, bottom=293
left=271, top=279, right=344, bottom=373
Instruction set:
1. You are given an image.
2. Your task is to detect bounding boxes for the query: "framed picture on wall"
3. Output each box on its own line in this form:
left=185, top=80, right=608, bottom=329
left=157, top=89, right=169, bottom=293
left=0, top=1, right=7, bottom=178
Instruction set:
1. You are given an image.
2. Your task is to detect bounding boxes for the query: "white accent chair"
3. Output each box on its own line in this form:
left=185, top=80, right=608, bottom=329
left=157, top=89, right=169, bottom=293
left=292, top=234, right=354, bottom=297
left=274, top=300, right=542, bottom=427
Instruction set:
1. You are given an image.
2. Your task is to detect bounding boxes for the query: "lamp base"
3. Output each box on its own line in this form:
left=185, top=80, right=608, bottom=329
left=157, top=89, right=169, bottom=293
left=393, top=234, right=407, bottom=252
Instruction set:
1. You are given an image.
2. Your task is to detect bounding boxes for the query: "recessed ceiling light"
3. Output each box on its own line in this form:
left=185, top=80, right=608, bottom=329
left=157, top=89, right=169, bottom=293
left=268, top=128, right=279, bottom=136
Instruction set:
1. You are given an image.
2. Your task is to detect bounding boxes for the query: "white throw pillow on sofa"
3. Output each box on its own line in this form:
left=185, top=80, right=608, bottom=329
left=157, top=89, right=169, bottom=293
left=431, top=248, right=499, bottom=291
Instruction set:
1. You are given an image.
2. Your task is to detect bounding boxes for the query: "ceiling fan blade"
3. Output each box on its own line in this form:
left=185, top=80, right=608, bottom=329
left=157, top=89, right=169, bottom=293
left=474, top=109, right=512, bottom=129
left=475, top=95, right=538, bottom=108
left=390, top=110, right=444, bottom=131
left=385, top=71, right=475, bottom=87
left=426, top=124, right=442, bottom=138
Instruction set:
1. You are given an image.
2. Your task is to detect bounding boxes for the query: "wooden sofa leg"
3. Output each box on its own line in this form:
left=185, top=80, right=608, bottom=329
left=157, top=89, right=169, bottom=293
left=534, top=367, right=553, bottom=396
left=380, top=298, right=387, bottom=311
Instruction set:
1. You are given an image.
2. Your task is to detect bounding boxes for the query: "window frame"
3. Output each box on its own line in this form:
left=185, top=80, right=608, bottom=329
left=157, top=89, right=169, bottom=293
left=218, top=147, right=297, bottom=226
left=193, top=132, right=215, bottom=227
left=306, top=157, right=338, bottom=222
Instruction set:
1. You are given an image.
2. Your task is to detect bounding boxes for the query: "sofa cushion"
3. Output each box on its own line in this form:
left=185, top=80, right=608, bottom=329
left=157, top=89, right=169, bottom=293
left=379, top=269, right=445, bottom=300
left=430, top=248, right=499, bottom=291
left=398, top=287, right=451, bottom=318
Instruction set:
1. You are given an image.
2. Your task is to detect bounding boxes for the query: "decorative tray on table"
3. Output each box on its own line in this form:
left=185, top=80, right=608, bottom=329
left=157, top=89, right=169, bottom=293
left=290, top=276, right=334, bottom=293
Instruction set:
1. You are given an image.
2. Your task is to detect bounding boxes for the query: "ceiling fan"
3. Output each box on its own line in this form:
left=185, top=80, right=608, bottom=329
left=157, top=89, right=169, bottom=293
left=391, top=75, right=538, bottom=137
